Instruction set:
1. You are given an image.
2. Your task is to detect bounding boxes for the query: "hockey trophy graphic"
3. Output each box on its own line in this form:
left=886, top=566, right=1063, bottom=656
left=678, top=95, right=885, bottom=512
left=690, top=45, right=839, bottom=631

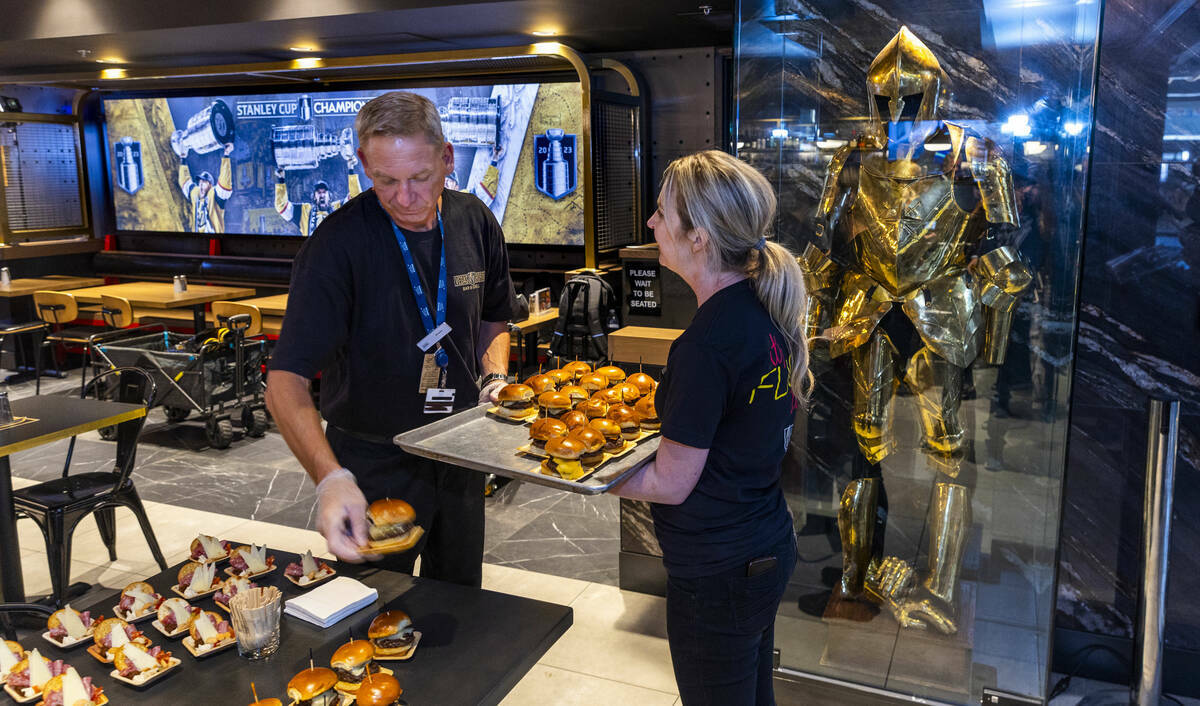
left=271, top=125, right=357, bottom=171
left=170, top=99, right=236, bottom=158
left=114, top=136, right=143, bottom=194
left=534, top=128, right=577, bottom=200
left=440, top=96, right=500, bottom=147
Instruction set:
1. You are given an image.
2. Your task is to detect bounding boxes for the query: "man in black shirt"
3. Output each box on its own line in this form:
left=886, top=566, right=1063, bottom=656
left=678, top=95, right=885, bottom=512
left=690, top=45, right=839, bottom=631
left=267, top=92, right=515, bottom=587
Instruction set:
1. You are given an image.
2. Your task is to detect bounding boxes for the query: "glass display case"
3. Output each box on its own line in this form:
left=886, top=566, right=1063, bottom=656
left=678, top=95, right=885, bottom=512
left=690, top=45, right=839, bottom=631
left=735, top=1, right=1101, bottom=702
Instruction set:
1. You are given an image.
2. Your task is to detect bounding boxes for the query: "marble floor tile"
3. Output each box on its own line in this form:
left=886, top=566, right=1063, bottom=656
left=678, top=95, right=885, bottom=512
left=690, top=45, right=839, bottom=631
left=500, top=665, right=678, bottom=706
left=484, top=538, right=620, bottom=585
left=481, top=563, right=590, bottom=606
left=539, top=583, right=677, bottom=694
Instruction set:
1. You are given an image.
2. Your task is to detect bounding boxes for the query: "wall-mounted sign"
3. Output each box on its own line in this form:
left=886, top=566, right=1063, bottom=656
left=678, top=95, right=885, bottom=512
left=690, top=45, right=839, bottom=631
left=626, top=262, right=661, bottom=317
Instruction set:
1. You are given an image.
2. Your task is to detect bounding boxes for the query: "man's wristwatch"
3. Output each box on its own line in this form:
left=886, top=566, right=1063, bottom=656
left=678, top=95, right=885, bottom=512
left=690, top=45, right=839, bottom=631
left=480, top=372, right=507, bottom=387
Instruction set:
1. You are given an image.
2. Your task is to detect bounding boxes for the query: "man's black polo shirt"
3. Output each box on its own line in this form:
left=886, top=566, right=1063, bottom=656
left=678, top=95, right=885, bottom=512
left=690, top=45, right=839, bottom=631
left=271, top=188, right=516, bottom=438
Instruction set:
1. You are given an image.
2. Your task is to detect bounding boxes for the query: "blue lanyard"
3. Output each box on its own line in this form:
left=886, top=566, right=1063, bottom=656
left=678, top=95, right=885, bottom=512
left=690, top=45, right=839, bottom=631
left=391, top=209, right=448, bottom=369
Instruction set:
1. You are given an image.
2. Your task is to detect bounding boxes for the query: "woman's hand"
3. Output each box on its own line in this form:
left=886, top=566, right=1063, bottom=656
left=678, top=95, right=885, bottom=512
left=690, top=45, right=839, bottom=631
left=610, top=437, right=708, bottom=505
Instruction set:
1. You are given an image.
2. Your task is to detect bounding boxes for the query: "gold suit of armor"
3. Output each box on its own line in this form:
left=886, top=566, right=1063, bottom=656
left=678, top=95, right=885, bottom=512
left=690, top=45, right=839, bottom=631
left=809, top=27, right=1032, bottom=632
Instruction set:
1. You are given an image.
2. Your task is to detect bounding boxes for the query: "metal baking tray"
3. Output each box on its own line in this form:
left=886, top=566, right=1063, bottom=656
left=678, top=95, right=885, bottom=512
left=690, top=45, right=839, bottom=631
left=393, top=403, right=658, bottom=495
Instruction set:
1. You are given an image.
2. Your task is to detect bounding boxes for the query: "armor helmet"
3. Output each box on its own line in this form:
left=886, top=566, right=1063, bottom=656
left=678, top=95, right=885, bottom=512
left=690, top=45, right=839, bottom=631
left=865, top=27, right=950, bottom=142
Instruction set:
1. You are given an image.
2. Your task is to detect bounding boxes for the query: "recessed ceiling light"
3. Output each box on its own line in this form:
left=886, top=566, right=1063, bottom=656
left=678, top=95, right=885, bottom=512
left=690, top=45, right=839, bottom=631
left=289, top=45, right=318, bottom=52
left=100, top=68, right=126, bottom=79
left=292, top=57, right=323, bottom=69
left=95, top=57, right=123, bottom=64
left=531, top=29, right=557, bottom=36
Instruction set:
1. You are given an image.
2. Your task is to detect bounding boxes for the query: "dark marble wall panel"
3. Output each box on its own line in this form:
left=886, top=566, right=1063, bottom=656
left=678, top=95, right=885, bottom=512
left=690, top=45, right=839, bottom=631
left=1055, top=0, right=1200, bottom=652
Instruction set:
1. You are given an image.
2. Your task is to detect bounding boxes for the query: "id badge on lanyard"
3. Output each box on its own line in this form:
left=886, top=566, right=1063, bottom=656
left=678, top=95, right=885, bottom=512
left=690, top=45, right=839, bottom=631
left=392, top=208, right=455, bottom=413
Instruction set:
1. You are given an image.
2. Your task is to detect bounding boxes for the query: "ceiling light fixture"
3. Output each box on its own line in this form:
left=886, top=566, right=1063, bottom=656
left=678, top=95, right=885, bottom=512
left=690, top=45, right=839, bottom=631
left=292, top=57, right=323, bottom=69
left=531, top=29, right=557, bottom=37
left=99, top=68, right=126, bottom=79
left=289, top=45, right=318, bottom=52
left=95, top=57, right=123, bottom=64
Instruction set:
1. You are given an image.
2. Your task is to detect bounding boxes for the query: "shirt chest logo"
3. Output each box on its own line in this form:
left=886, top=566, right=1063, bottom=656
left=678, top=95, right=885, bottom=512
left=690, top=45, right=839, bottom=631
left=453, top=271, right=486, bottom=291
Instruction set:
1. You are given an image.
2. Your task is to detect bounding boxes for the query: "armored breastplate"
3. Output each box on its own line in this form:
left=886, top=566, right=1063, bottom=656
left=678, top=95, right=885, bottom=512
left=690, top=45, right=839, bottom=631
left=848, top=161, right=976, bottom=297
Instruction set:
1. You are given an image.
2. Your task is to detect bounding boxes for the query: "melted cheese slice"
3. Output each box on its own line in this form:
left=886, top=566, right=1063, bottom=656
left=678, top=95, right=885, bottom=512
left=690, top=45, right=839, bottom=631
left=108, top=623, right=129, bottom=649
left=190, top=563, right=216, bottom=592
left=27, top=649, right=51, bottom=688
left=301, top=550, right=318, bottom=577
left=0, top=642, right=20, bottom=673
left=122, top=643, right=158, bottom=672
left=59, top=606, right=87, bottom=639
left=193, top=614, right=219, bottom=643
left=61, top=666, right=90, bottom=705
left=198, top=534, right=225, bottom=558
left=242, top=545, right=268, bottom=573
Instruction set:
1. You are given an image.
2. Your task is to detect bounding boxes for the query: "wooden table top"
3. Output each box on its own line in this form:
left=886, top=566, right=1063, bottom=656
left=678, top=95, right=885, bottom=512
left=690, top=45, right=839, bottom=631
left=514, top=306, right=559, bottom=333
left=66, top=281, right=256, bottom=309
left=0, top=275, right=105, bottom=298
left=228, top=292, right=288, bottom=316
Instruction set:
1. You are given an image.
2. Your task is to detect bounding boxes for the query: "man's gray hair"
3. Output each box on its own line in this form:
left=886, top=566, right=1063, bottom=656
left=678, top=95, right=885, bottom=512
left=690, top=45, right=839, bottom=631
left=355, top=91, right=445, bottom=149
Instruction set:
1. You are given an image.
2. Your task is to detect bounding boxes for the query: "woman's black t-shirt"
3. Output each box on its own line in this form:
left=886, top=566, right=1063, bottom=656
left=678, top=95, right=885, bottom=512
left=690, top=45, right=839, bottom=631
left=652, top=278, right=797, bottom=578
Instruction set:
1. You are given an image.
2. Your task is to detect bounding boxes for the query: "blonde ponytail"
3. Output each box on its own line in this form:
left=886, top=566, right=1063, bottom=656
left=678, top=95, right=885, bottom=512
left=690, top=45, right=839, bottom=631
left=661, top=150, right=810, bottom=398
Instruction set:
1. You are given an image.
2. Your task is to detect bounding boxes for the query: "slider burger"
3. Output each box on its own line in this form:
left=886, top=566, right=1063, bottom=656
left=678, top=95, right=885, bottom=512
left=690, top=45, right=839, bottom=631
left=546, top=368, right=572, bottom=386
left=116, top=581, right=162, bottom=620
left=563, top=361, right=593, bottom=379
left=614, top=381, right=642, bottom=404
left=578, top=398, right=609, bottom=419
left=364, top=499, right=424, bottom=555
left=589, top=418, right=626, bottom=453
left=627, top=371, right=657, bottom=396
left=494, top=384, right=536, bottom=420
left=355, top=671, right=403, bottom=706
left=537, top=391, right=573, bottom=418
left=251, top=699, right=283, bottom=706
left=93, top=617, right=151, bottom=660
left=368, top=611, right=419, bottom=659
left=46, top=605, right=96, bottom=645
left=560, top=384, right=589, bottom=404
left=559, top=409, right=589, bottom=430
left=330, top=639, right=377, bottom=695
left=155, top=598, right=197, bottom=634
left=528, top=417, right=568, bottom=451
left=541, top=437, right=587, bottom=480
left=189, top=533, right=231, bottom=563
left=523, top=373, right=556, bottom=394
left=287, top=667, right=339, bottom=706
left=635, top=395, right=660, bottom=430
left=592, top=387, right=623, bottom=406
left=578, top=373, right=608, bottom=392
left=596, top=365, right=627, bottom=385
left=38, top=666, right=106, bottom=706
left=111, top=642, right=173, bottom=683
left=567, top=427, right=606, bottom=467
left=607, top=405, right=643, bottom=440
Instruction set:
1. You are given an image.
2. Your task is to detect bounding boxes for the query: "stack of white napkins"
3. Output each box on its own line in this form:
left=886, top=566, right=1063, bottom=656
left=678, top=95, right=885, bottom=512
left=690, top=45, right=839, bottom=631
left=283, top=576, right=378, bottom=628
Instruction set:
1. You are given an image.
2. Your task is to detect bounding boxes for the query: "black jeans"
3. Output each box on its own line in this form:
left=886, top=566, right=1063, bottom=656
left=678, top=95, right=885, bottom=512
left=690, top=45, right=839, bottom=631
left=665, top=534, right=797, bottom=706
left=327, top=425, right=485, bottom=587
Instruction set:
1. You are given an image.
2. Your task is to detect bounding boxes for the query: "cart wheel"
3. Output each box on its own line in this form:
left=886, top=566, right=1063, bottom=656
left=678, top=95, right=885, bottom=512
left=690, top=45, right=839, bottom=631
left=205, top=418, right=234, bottom=449
left=97, top=426, right=117, bottom=441
left=164, top=406, right=190, bottom=423
left=243, top=408, right=269, bottom=438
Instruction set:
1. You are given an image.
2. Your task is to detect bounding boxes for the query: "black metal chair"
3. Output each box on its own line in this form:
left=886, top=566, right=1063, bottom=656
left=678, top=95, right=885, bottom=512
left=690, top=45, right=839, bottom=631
left=13, top=366, right=167, bottom=605
left=0, top=603, right=53, bottom=641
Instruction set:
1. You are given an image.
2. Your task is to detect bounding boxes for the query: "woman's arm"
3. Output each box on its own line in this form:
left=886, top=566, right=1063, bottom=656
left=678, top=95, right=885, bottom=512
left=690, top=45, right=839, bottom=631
left=610, top=437, right=709, bottom=505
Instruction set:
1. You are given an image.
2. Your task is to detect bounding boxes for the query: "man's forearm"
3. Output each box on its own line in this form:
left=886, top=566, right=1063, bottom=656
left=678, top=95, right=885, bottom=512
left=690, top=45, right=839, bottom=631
left=265, top=369, right=342, bottom=484
left=478, top=320, right=510, bottom=377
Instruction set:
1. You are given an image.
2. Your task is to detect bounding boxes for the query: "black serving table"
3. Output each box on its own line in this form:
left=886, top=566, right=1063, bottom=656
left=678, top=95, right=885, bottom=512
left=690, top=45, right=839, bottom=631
left=11, top=548, right=572, bottom=706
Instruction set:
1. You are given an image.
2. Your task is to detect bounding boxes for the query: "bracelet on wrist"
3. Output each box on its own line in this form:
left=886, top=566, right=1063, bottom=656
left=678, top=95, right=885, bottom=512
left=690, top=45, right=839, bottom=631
left=480, top=372, right=507, bottom=387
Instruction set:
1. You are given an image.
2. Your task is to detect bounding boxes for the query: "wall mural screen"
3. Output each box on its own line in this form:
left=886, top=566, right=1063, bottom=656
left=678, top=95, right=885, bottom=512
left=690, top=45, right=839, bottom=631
left=103, top=82, right=584, bottom=245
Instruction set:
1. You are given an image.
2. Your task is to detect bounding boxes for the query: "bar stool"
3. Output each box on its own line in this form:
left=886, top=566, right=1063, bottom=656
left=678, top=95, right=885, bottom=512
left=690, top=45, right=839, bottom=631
left=32, top=291, right=100, bottom=395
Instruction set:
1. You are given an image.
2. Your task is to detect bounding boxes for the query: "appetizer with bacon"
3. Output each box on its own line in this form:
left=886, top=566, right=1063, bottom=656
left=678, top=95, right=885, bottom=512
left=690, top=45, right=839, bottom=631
left=185, top=611, right=235, bottom=654
left=114, top=581, right=162, bottom=621
left=38, top=666, right=106, bottom=706
left=44, top=606, right=96, bottom=647
left=154, top=598, right=199, bottom=637
left=175, top=561, right=219, bottom=598
left=213, top=576, right=256, bottom=611
left=227, top=545, right=275, bottom=578
left=91, top=618, right=151, bottom=663
left=189, top=534, right=232, bottom=563
left=5, top=649, right=57, bottom=700
left=285, top=550, right=335, bottom=586
left=0, top=640, right=25, bottom=682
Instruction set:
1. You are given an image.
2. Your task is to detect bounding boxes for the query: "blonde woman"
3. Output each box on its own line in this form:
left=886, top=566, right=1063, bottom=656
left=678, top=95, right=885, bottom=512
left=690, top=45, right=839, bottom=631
left=612, top=150, right=808, bottom=705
